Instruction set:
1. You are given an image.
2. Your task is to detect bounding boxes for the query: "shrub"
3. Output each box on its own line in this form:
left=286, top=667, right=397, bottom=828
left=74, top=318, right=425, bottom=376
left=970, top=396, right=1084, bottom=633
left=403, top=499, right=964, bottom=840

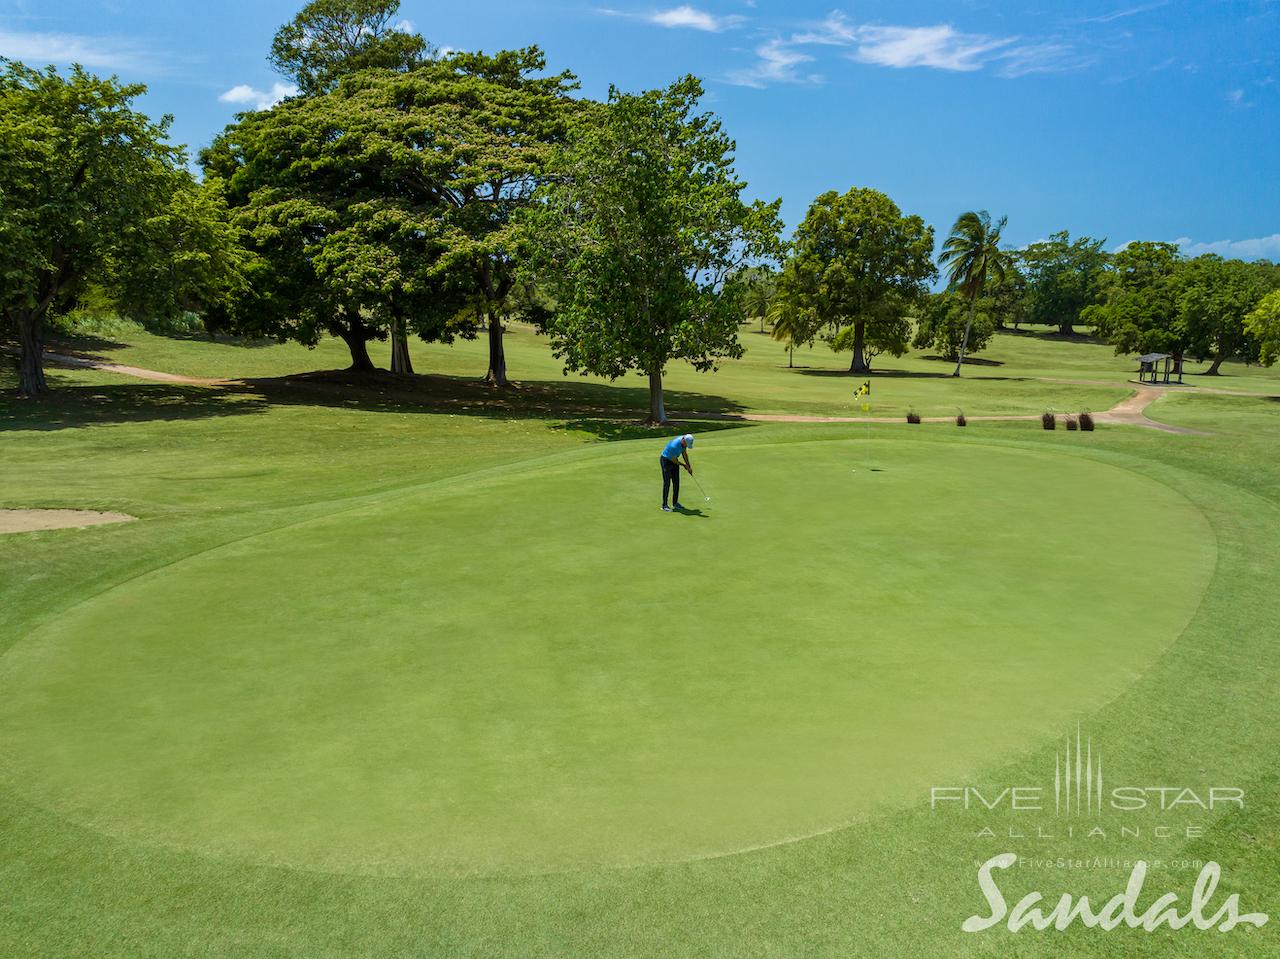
left=1065, top=416, right=1079, bottom=431
left=1079, top=411, right=1095, bottom=431
left=907, top=410, right=922, bottom=424
left=1042, top=411, right=1057, bottom=430
left=956, top=412, right=967, bottom=427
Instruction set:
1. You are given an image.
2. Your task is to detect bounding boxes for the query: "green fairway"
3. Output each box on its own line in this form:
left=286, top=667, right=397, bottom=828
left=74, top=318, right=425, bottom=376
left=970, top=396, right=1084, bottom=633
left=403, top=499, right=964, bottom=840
left=2, top=342, right=1279, bottom=957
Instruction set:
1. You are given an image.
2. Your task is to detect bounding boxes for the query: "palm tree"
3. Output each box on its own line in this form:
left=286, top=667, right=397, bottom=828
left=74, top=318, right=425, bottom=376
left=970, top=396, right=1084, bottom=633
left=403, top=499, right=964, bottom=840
left=741, top=267, right=777, bottom=333
left=938, top=211, right=1009, bottom=377
left=769, top=301, right=818, bottom=368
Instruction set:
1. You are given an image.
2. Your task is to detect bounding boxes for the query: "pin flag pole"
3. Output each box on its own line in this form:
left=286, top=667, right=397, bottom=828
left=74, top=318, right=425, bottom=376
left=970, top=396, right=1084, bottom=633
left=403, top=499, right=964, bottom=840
left=854, top=380, right=871, bottom=470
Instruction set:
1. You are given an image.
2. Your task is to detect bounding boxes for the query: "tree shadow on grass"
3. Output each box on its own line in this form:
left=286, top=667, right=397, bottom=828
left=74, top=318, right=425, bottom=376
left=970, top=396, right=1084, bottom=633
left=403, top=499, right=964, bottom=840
left=238, top=369, right=749, bottom=423
left=553, top=419, right=753, bottom=442
left=1, top=366, right=752, bottom=437
left=0, top=382, right=271, bottom=432
left=791, top=367, right=1025, bottom=382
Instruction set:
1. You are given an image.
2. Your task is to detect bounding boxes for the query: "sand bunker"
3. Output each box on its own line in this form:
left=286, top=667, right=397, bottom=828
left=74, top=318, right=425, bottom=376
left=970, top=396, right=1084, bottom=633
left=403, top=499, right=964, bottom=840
left=0, top=510, right=136, bottom=534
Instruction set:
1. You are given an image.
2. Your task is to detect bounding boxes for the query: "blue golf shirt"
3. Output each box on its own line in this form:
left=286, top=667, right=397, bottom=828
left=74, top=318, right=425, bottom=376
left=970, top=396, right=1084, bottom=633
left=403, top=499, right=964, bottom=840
left=661, top=437, right=687, bottom=461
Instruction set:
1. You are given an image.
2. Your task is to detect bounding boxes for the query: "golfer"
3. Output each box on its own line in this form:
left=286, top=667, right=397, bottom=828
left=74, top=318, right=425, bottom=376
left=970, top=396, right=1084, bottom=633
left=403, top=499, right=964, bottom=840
left=660, top=433, right=694, bottom=512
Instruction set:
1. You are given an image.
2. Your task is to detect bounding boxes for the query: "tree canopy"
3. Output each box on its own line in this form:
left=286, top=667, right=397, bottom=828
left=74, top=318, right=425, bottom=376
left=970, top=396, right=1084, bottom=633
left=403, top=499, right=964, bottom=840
left=0, top=60, right=242, bottom=395
left=526, top=76, right=783, bottom=422
left=203, top=49, right=575, bottom=376
left=937, top=210, right=1009, bottom=376
left=1019, top=231, right=1109, bottom=336
left=777, top=187, right=935, bottom=374
left=1246, top=290, right=1280, bottom=367
left=1084, top=241, right=1186, bottom=360
left=270, top=0, right=430, bottom=95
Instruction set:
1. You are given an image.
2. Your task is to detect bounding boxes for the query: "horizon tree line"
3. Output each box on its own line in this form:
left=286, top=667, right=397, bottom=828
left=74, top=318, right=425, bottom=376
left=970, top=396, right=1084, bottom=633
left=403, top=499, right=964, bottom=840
left=4, top=0, right=1280, bottom=411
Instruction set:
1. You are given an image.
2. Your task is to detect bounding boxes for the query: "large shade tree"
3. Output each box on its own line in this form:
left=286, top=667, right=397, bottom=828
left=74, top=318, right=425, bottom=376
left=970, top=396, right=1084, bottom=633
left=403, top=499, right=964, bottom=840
left=203, top=49, right=574, bottom=377
left=938, top=210, right=1010, bottom=377
left=526, top=76, right=783, bottom=422
left=1179, top=255, right=1280, bottom=374
left=1019, top=231, right=1109, bottom=336
left=1083, top=241, right=1187, bottom=364
left=777, top=187, right=936, bottom=375
left=1, top=61, right=243, bottom=396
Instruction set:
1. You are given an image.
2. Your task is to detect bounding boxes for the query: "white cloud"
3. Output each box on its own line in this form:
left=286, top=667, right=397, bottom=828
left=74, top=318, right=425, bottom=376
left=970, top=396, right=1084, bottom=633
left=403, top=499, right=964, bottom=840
left=996, top=42, right=1092, bottom=78
left=0, top=28, right=152, bottom=71
left=218, top=82, right=299, bottom=111
left=1174, top=235, right=1280, bottom=260
left=598, top=5, right=745, bottom=33
left=850, top=25, right=1013, bottom=72
left=725, top=38, right=817, bottom=87
left=724, top=13, right=1086, bottom=88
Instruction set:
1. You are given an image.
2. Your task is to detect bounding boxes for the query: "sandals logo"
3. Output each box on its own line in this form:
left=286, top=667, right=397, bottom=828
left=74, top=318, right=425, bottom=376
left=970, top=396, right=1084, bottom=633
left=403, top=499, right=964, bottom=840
left=929, top=727, right=1267, bottom=933
left=930, top=726, right=1245, bottom=821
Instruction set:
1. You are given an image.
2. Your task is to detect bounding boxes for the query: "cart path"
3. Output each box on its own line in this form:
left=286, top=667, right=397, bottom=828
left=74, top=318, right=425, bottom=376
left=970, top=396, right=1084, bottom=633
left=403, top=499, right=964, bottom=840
left=27, top=349, right=1260, bottom=434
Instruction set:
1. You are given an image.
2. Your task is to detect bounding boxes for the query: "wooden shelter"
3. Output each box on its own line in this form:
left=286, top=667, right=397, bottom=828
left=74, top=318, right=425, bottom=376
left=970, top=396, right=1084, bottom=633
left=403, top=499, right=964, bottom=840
left=1137, top=352, right=1183, bottom=385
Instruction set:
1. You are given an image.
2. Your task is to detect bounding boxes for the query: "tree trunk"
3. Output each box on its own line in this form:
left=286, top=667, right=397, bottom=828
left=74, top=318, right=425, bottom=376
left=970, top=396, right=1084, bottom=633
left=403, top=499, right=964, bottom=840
left=847, top=321, right=871, bottom=374
left=484, top=311, right=509, bottom=386
left=788, top=344, right=794, bottom=369
left=15, top=311, right=49, bottom=396
left=338, top=327, right=376, bottom=373
left=953, top=297, right=977, bottom=377
left=1206, top=354, right=1225, bottom=375
left=1058, top=320, right=1075, bottom=336
left=648, top=369, right=667, bottom=424
left=389, top=316, right=414, bottom=375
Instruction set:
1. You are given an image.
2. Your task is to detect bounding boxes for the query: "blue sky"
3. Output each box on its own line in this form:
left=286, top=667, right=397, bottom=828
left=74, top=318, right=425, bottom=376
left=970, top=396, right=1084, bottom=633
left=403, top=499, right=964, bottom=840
left=3, top=1, right=1277, bottom=257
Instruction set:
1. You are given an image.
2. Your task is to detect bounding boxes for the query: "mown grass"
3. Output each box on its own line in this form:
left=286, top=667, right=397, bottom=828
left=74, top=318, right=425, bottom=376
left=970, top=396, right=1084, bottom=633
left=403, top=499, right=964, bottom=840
left=2, top=335, right=1279, bottom=957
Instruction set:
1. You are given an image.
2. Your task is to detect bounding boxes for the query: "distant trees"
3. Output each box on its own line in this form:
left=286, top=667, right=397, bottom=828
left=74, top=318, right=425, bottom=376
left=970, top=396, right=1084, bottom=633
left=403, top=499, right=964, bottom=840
left=938, top=211, right=1010, bottom=376
left=736, top=266, right=777, bottom=333
left=1084, top=241, right=1186, bottom=363
left=913, top=290, right=996, bottom=362
left=1019, top=232, right=1109, bottom=336
left=0, top=62, right=244, bottom=396
left=1085, top=243, right=1280, bottom=372
left=777, top=187, right=935, bottom=374
left=526, top=77, right=783, bottom=422
left=1247, top=290, right=1280, bottom=366
left=1179, top=256, right=1280, bottom=374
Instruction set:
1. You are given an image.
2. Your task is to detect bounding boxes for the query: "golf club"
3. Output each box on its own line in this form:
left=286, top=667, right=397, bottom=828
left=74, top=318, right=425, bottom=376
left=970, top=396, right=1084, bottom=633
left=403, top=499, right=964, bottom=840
left=689, top=471, right=711, bottom=503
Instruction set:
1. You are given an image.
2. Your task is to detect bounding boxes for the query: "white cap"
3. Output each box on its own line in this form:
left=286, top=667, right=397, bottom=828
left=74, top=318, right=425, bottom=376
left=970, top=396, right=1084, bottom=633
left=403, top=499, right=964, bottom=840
left=682, top=434, right=694, bottom=446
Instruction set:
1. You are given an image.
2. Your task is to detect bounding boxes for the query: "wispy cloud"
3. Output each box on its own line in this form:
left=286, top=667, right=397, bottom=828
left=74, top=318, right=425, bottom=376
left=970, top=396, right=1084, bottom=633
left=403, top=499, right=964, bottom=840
left=1070, top=2, right=1169, bottom=25
left=1175, top=234, right=1280, bottom=260
left=1225, top=87, right=1252, bottom=108
left=725, top=38, right=817, bottom=88
left=850, top=25, right=1013, bottom=72
left=218, top=82, right=298, bottom=111
left=598, top=5, right=746, bottom=33
left=724, top=11, right=1086, bottom=87
left=0, top=28, right=154, bottom=71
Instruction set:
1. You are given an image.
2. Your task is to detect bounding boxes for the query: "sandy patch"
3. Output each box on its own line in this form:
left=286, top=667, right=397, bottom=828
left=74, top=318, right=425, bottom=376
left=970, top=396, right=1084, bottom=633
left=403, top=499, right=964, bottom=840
left=0, top=510, right=136, bottom=534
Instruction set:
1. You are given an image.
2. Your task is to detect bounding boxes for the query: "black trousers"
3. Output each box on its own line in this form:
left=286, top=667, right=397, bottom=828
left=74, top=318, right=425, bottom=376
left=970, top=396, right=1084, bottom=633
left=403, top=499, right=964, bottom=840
left=660, top=456, right=681, bottom=506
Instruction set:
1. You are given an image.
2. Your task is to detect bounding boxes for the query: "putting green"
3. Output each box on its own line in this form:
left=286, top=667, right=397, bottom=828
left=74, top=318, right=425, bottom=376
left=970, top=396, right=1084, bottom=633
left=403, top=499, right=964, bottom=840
left=0, top=437, right=1215, bottom=876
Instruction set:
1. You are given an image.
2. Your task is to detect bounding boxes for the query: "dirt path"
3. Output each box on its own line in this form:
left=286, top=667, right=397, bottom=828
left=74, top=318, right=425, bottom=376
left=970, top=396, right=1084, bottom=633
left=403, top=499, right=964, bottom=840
left=39, top=350, right=232, bottom=387
left=26, top=349, right=1224, bottom=433
left=696, top=386, right=1206, bottom=434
